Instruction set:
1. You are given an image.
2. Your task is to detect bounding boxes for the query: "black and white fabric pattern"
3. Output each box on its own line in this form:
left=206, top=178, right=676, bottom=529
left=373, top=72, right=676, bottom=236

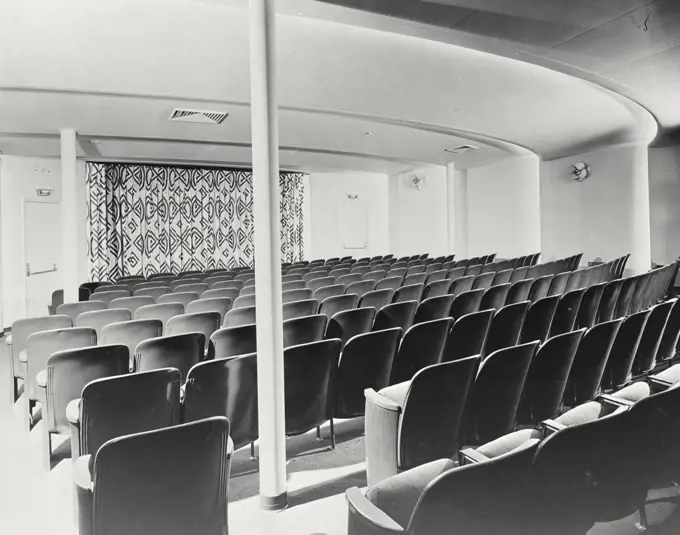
left=86, top=163, right=305, bottom=280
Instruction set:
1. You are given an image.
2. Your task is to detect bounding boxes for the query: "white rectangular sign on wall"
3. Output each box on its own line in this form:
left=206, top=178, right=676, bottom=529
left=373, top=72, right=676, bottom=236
left=338, top=198, right=368, bottom=250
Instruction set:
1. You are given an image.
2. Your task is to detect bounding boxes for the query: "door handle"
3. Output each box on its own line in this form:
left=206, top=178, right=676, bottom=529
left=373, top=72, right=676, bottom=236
left=26, top=263, right=58, bottom=277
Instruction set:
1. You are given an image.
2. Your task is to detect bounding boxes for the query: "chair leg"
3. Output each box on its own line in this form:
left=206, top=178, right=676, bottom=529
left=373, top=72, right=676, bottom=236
left=43, top=425, right=52, bottom=471
left=249, top=442, right=257, bottom=461
left=316, top=426, right=323, bottom=442
left=12, top=377, right=19, bottom=404
left=27, top=399, right=35, bottom=431
left=329, top=418, right=336, bottom=450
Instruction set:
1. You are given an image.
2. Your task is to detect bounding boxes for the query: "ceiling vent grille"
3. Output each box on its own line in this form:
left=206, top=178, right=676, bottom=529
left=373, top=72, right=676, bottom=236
left=169, top=108, right=228, bottom=124
left=445, top=144, right=479, bottom=154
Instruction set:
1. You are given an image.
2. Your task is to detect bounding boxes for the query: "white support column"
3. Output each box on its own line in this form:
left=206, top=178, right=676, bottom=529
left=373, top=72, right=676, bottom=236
left=445, top=163, right=456, bottom=255
left=453, top=167, right=469, bottom=258
left=249, top=0, right=287, bottom=511
left=61, top=128, right=79, bottom=302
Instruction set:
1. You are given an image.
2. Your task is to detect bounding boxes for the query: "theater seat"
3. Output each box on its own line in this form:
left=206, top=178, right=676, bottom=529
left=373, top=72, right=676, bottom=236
left=74, top=417, right=232, bottom=535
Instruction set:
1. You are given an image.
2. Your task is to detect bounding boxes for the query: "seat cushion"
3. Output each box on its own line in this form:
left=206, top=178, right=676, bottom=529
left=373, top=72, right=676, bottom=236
left=379, top=381, right=411, bottom=408
left=653, top=364, right=680, bottom=386
left=613, top=381, right=650, bottom=402
left=555, top=401, right=607, bottom=427
left=366, top=458, right=457, bottom=529
left=475, top=428, right=542, bottom=459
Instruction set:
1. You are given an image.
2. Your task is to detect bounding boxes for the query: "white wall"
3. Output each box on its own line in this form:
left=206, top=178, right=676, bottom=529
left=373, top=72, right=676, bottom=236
left=540, top=142, right=651, bottom=273
left=0, top=155, right=87, bottom=327
left=307, top=172, right=389, bottom=261
left=461, top=156, right=541, bottom=259
left=649, top=144, right=680, bottom=265
left=389, top=166, right=449, bottom=258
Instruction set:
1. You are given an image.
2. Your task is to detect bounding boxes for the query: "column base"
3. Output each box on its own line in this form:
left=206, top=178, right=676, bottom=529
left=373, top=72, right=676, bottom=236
left=260, top=491, right=288, bottom=511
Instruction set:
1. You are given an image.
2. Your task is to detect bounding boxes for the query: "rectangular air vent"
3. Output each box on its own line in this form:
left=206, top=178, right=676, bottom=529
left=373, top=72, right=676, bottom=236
left=445, top=144, right=479, bottom=154
left=169, top=108, right=228, bottom=124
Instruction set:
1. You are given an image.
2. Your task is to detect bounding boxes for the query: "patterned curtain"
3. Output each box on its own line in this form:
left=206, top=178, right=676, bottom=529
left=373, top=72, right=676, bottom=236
left=86, top=163, right=305, bottom=280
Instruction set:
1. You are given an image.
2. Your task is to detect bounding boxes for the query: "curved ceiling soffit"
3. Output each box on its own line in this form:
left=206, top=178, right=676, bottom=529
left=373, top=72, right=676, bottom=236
left=284, top=0, right=661, bottom=151
left=0, top=85, right=535, bottom=165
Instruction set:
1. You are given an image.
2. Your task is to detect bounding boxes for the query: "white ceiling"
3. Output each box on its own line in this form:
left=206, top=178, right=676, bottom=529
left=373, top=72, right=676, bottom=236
left=0, top=0, right=658, bottom=173
left=318, top=0, right=680, bottom=140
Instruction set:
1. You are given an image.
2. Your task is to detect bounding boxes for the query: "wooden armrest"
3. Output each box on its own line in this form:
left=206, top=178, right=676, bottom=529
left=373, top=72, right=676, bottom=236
left=459, top=447, right=489, bottom=465
left=36, top=369, right=47, bottom=388
left=540, top=419, right=566, bottom=436
left=365, top=389, right=402, bottom=413
left=597, top=393, right=634, bottom=408
left=346, top=487, right=405, bottom=534
left=66, top=399, right=81, bottom=425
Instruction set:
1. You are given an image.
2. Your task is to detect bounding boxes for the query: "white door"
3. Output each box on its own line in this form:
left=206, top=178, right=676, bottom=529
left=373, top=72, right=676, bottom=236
left=23, top=201, right=62, bottom=318
left=338, top=199, right=369, bottom=255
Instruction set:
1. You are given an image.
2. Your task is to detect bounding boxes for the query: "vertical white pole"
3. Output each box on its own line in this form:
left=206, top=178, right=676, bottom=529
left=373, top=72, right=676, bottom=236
left=249, top=0, right=287, bottom=510
left=61, top=128, right=79, bottom=302
left=445, top=163, right=456, bottom=255
left=453, top=167, right=469, bottom=258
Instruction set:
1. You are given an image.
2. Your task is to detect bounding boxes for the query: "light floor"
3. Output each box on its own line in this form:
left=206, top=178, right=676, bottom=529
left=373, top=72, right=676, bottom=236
left=0, top=340, right=364, bottom=535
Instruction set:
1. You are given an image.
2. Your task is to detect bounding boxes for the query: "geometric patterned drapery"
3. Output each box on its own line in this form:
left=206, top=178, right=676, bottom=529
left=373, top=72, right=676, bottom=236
left=86, top=162, right=305, bottom=281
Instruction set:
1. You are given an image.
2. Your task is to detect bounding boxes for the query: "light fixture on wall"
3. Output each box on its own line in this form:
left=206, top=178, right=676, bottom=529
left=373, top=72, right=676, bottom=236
left=571, top=161, right=591, bottom=182
left=409, top=174, right=426, bottom=190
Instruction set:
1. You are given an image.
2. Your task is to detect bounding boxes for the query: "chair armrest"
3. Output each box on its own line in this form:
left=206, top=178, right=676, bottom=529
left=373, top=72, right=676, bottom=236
left=66, top=399, right=81, bottom=425
left=74, top=455, right=94, bottom=535
left=36, top=369, right=47, bottom=388
left=6, top=334, right=12, bottom=346
left=19, top=350, right=27, bottom=363
left=365, top=389, right=402, bottom=486
left=597, top=393, right=634, bottom=409
left=540, top=419, right=566, bottom=436
left=649, top=376, right=672, bottom=392
left=459, top=447, right=490, bottom=465
left=365, top=388, right=402, bottom=413
left=346, top=487, right=405, bottom=535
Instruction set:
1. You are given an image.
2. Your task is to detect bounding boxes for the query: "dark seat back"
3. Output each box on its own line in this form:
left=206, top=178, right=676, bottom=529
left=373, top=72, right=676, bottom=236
left=319, top=294, right=359, bottom=319
left=284, top=339, right=342, bottom=436
left=479, top=283, right=511, bottom=311
left=75, top=309, right=132, bottom=339
left=632, top=299, right=675, bottom=375
left=483, top=301, right=530, bottom=357
left=449, top=289, right=484, bottom=323
left=372, top=301, right=418, bottom=333
left=520, top=295, right=559, bottom=344
left=100, top=319, right=163, bottom=361
left=283, top=314, right=328, bottom=348
left=91, top=417, right=230, bottom=535
left=414, top=294, right=455, bottom=324
left=442, top=310, right=493, bottom=363
left=393, top=284, right=424, bottom=304
left=80, top=368, right=181, bottom=457
left=565, top=318, right=622, bottom=406
left=518, top=329, right=585, bottom=424
left=134, top=333, right=205, bottom=382
left=390, top=318, right=453, bottom=384
left=166, top=312, right=221, bottom=352
left=335, top=328, right=402, bottom=418
left=185, top=297, right=232, bottom=322
left=327, top=307, right=377, bottom=346
left=46, top=345, right=128, bottom=434
left=26, top=327, right=97, bottom=400
left=184, top=354, right=258, bottom=449
left=602, top=310, right=649, bottom=390
left=463, top=341, right=539, bottom=445
left=211, top=324, right=257, bottom=359
left=399, top=355, right=481, bottom=470
left=549, top=289, right=585, bottom=337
